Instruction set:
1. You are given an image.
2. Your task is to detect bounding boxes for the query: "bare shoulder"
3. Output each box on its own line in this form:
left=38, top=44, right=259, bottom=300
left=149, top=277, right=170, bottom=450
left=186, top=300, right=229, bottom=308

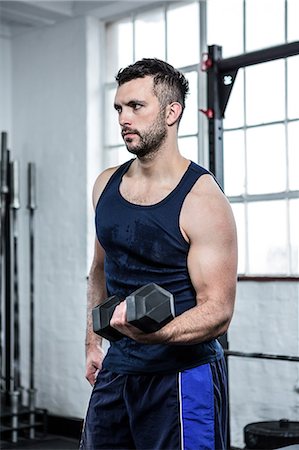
left=187, top=173, right=230, bottom=209
left=92, top=165, right=120, bottom=209
left=181, top=174, right=236, bottom=241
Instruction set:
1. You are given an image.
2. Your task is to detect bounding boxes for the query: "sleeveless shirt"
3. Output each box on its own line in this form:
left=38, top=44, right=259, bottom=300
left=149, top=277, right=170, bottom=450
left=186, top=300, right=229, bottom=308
left=95, top=159, right=223, bottom=374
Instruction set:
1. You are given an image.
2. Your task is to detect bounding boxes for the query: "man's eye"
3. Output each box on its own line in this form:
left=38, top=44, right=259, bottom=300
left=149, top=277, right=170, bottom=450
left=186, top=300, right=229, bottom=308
left=132, top=103, right=142, bottom=110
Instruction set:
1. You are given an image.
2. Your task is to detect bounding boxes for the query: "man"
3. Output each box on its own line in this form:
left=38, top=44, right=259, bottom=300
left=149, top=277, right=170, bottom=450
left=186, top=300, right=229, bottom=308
left=81, top=58, right=238, bottom=450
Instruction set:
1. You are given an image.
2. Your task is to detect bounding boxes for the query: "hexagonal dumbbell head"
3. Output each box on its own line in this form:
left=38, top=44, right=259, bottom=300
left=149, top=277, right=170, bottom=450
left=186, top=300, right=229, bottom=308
left=92, top=295, right=124, bottom=341
left=126, top=283, right=175, bottom=333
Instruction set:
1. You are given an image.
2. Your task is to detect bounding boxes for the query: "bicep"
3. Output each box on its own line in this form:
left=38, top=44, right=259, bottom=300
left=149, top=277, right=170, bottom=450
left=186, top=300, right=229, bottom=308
left=188, top=220, right=237, bottom=304
left=184, top=182, right=238, bottom=308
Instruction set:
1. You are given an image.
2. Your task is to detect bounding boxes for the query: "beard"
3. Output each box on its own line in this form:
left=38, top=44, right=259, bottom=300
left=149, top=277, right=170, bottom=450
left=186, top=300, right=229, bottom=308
left=122, top=110, right=167, bottom=159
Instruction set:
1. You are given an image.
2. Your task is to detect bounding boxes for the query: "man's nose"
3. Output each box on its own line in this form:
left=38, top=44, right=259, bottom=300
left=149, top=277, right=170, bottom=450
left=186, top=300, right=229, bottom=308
left=119, top=108, right=132, bottom=127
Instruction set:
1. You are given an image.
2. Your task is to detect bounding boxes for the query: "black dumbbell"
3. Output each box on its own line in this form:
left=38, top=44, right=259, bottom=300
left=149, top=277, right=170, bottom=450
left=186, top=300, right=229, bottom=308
left=92, top=295, right=124, bottom=341
left=92, top=283, right=175, bottom=341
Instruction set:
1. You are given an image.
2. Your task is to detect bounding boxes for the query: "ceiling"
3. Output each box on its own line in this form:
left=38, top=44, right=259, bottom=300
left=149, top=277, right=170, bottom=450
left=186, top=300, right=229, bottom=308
left=0, top=0, right=159, bottom=36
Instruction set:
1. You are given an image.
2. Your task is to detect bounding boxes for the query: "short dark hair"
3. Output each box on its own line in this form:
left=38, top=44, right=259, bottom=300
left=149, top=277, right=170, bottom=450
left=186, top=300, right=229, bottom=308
left=115, top=58, right=189, bottom=123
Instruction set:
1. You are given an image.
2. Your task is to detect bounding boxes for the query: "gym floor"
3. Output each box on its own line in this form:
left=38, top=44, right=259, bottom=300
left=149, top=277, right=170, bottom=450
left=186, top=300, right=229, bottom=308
left=0, top=435, right=79, bottom=449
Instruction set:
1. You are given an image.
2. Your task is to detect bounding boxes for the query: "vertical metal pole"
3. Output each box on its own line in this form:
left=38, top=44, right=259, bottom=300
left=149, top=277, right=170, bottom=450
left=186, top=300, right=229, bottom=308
left=4, top=148, right=12, bottom=399
left=10, top=160, right=21, bottom=443
left=27, top=162, right=37, bottom=439
left=0, top=132, right=9, bottom=395
left=11, top=389, right=20, bottom=443
left=11, top=161, right=21, bottom=392
left=207, top=45, right=225, bottom=189
left=205, top=46, right=230, bottom=448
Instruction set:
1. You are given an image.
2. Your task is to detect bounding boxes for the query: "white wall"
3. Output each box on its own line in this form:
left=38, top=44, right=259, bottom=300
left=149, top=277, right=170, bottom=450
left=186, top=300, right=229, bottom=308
left=229, top=280, right=299, bottom=448
left=10, top=16, right=103, bottom=418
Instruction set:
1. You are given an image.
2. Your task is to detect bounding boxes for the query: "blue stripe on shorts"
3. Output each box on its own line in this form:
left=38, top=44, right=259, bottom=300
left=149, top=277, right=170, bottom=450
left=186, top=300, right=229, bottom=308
left=179, top=358, right=228, bottom=450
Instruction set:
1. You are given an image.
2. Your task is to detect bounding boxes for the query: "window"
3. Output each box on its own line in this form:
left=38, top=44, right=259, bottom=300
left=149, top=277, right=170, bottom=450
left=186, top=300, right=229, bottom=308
left=208, top=0, right=299, bottom=276
left=103, top=0, right=299, bottom=276
left=103, top=1, right=202, bottom=167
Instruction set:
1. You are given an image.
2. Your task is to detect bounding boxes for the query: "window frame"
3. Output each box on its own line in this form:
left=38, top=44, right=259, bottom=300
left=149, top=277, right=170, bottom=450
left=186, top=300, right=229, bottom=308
left=101, top=0, right=299, bottom=277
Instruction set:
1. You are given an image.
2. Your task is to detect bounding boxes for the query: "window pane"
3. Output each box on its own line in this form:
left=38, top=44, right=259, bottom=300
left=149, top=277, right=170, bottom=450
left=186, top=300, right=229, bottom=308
left=105, top=87, right=122, bottom=147
left=288, top=121, right=299, bottom=190
left=231, top=203, right=246, bottom=274
left=248, top=200, right=288, bottom=274
left=246, top=60, right=285, bottom=126
left=135, top=9, right=165, bottom=61
left=167, top=2, right=199, bottom=68
left=105, top=145, right=128, bottom=168
left=223, top=130, right=245, bottom=196
left=118, top=146, right=130, bottom=165
left=224, top=69, right=245, bottom=129
left=207, top=0, right=243, bottom=57
left=178, top=136, right=198, bottom=163
left=106, top=19, right=133, bottom=82
left=289, top=199, right=299, bottom=274
left=246, top=0, right=285, bottom=52
left=287, top=55, right=299, bottom=120
left=246, top=124, right=286, bottom=194
left=179, top=71, right=198, bottom=137
left=288, top=0, right=299, bottom=42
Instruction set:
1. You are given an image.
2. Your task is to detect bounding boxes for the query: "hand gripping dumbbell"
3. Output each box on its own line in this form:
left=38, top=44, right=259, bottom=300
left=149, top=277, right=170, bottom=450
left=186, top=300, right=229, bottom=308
left=92, top=283, right=175, bottom=341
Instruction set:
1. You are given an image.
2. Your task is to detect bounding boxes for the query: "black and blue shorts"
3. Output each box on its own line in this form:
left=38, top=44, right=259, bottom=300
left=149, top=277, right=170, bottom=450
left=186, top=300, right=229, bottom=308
left=80, top=357, right=228, bottom=450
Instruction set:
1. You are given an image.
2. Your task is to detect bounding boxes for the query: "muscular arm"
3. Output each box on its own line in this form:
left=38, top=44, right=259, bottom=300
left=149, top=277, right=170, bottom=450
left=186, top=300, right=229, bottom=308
left=85, top=239, right=107, bottom=385
left=110, top=174, right=238, bottom=345
left=160, top=174, right=238, bottom=343
left=85, top=166, right=119, bottom=385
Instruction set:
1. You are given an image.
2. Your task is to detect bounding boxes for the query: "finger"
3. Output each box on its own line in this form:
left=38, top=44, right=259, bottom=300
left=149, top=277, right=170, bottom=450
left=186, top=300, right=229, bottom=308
left=86, top=365, right=98, bottom=385
left=111, top=301, right=127, bottom=327
left=86, top=372, right=94, bottom=386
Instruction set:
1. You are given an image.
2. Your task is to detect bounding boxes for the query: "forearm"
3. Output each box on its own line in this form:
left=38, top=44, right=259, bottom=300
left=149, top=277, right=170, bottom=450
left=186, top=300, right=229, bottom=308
left=84, top=260, right=108, bottom=385
left=153, top=296, right=234, bottom=345
left=110, top=291, right=235, bottom=346
left=85, top=263, right=107, bottom=350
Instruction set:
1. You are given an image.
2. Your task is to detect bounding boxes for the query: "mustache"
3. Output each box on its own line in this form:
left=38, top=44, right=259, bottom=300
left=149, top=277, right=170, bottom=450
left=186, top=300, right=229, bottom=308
left=121, top=128, right=140, bottom=137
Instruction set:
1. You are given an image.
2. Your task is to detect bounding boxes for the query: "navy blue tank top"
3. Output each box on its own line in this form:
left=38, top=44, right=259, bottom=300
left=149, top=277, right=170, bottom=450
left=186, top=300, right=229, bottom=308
left=95, top=159, right=223, bottom=374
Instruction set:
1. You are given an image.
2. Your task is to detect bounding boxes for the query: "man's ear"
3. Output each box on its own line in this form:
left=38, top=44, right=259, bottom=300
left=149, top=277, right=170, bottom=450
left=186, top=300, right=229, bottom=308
left=166, top=102, right=182, bottom=126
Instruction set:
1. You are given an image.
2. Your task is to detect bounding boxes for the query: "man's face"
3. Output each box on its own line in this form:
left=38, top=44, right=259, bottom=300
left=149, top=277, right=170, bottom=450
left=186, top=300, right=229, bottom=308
left=114, top=76, right=167, bottom=158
